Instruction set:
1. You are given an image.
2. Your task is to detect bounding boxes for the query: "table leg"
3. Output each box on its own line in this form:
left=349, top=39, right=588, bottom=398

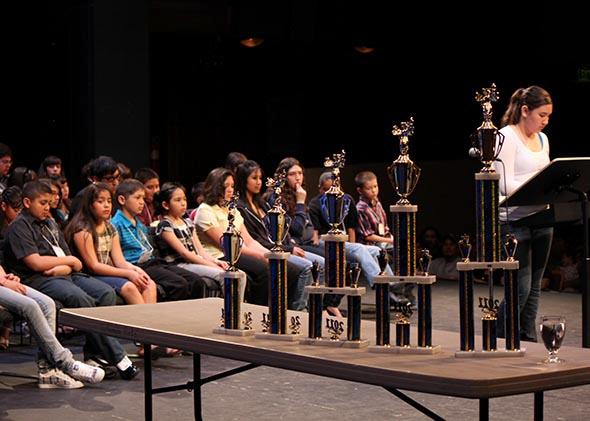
left=194, top=353, right=202, bottom=421
left=534, top=391, right=544, bottom=421
left=144, top=343, right=152, bottom=421
left=479, top=398, right=489, bottom=421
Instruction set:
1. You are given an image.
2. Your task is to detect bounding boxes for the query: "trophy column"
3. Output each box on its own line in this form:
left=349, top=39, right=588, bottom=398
left=455, top=84, right=523, bottom=358
left=369, top=117, right=440, bottom=355
left=213, top=194, right=253, bottom=337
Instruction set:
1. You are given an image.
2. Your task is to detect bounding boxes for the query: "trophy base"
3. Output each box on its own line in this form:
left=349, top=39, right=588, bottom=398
left=390, top=204, right=418, bottom=213
left=455, top=348, right=526, bottom=358
left=368, top=344, right=442, bottom=354
left=264, top=251, right=290, bottom=260
left=255, top=332, right=301, bottom=342
left=475, top=172, right=501, bottom=181
left=373, top=275, right=436, bottom=285
left=299, top=337, right=344, bottom=347
left=341, top=339, right=370, bottom=348
left=320, top=233, right=348, bottom=243
left=457, top=261, right=519, bottom=271
left=213, top=327, right=255, bottom=337
left=304, top=285, right=366, bottom=295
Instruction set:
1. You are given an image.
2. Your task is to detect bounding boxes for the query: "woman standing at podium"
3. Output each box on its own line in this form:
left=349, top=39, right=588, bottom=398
left=494, top=85, right=553, bottom=342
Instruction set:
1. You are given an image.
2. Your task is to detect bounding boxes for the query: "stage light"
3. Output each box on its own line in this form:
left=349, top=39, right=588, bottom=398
left=353, top=46, right=375, bottom=54
left=240, top=37, right=264, bottom=48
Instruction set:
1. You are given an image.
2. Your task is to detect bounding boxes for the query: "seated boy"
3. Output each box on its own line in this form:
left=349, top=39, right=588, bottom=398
left=354, top=171, right=394, bottom=248
left=354, top=170, right=414, bottom=304
left=111, top=179, right=205, bottom=301
left=3, top=180, right=138, bottom=380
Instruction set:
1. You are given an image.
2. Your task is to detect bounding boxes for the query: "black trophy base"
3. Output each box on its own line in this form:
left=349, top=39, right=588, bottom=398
left=255, top=332, right=301, bottom=342
left=213, top=327, right=255, bottom=337
left=455, top=348, right=526, bottom=358
left=368, top=344, right=442, bottom=354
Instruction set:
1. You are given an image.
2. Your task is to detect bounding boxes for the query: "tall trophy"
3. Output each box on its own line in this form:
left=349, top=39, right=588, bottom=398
left=255, top=170, right=300, bottom=341
left=300, top=150, right=368, bottom=348
left=213, top=193, right=253, bottom=336
left=370, top=117, right=440, bottom=354
left=455, top=84, right=523, bottom=357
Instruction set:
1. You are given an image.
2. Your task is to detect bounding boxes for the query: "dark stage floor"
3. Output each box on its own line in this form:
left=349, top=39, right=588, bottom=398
left=1, top=281, right=588, bottom=420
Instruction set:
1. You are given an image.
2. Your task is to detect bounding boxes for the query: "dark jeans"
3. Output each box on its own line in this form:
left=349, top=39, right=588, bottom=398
left=23, top=273, right=126, bottom=365
left=140, top=260, right=205, bottom=301
left=497, top=224, right=553, bottom=341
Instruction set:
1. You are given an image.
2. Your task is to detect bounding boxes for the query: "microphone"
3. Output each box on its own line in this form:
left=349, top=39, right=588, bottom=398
left=468, top=147, right=481, bottom=159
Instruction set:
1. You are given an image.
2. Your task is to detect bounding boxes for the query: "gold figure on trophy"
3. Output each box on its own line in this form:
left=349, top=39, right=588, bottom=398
left=388, top=117, right=421, bottom=205
left=471, top=83, right=505, bottom=172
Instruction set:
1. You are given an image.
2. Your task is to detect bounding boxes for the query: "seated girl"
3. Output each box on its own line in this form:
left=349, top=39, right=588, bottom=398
left=153, top=182, right=233, bottom=296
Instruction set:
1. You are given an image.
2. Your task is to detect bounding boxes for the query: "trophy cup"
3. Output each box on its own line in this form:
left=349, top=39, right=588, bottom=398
left=255, top=171, right=299, bottom=342
left=320, top=150, right=350, bottom=288
left=392, top=302, right=413, bottom=347
left=213, top=193, right=253, bottom=336
left=370, top=117, right=440, bottom=355
left=300, top=151, right=367, bottom=348
left=455, top=84, right=522, bottom=357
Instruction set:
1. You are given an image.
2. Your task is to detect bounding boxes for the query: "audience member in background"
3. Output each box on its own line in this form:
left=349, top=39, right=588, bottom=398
left=235, top=160, right=320, bottom=310
left=3, top=180, right=139, bottom=380
left=56, top=175, right=71, bottom=219
left=71, top=156, right=121, bottom=216
left=111, top=179, right=205, bottom=301
left=189, top=181, right=206, bottom=214
left=66, top=183, right=158, bottom=305
left=193, top=167, right=269, bottom=305
left=117, top=162, right=133, bottom=181
left=0, top=264, right=105, bottom=387
left=153, top=182, right=229, bottom=296
left=418, top=226, right=442, bottom=260
left=354, top=171, right=411, bottom=300
left=7, top=167, right=37, bottom=189
left=0, top=143, right=13, bottom=194
left=309, top=172, right=409, bottom=305
left=134, top=168, right=160, bottom=226
left=0, top=186, right=22, bottom=239
left=354, top=171, right=393, bottom=249
left=39, top=178, right=68, bottom=228
left=428, top=234, right=461, bottom=281
left=224, top=151, right=247, bottom=175
left=267, top=157, right=341, bottom=316
left=38, top=155, right=64, bottom=178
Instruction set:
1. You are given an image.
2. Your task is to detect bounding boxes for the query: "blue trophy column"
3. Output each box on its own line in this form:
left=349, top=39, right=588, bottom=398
left=475, top=173, right=501, bottom=263
left=504, top=268, right=520, bottom=350
left=392, top=208, right=417, bottom=276
left=267, top=252, right=289, bottom=335
left=457, top=268, right=475, bottom=351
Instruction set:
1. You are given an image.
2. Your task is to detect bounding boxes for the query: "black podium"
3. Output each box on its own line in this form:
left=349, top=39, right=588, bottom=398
left=500, top=157, right=590, bottom=347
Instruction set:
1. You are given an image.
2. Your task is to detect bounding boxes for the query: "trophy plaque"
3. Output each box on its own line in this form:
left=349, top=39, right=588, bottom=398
left=370, top=118, right=440, bottom=354
left=255, top=171, right=299, bottom=342
left=456, top=85, right=523, bottom=358
left=213, top=193, right=253, bottom=336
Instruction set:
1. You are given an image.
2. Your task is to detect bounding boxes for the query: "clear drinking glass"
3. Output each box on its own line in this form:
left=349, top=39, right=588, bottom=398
left=539, top=315, right=566, bottom=364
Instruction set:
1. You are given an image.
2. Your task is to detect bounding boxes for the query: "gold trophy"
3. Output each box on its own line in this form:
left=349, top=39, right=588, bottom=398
left=213, top=193, right=252, bottom=336
left=455, top=84, right=523, bottom=357
left=370, top=117, right=440, bottom=355
left=255, top=170, right=299, bottom=342
left=387, top=117, right=421, bottom=206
